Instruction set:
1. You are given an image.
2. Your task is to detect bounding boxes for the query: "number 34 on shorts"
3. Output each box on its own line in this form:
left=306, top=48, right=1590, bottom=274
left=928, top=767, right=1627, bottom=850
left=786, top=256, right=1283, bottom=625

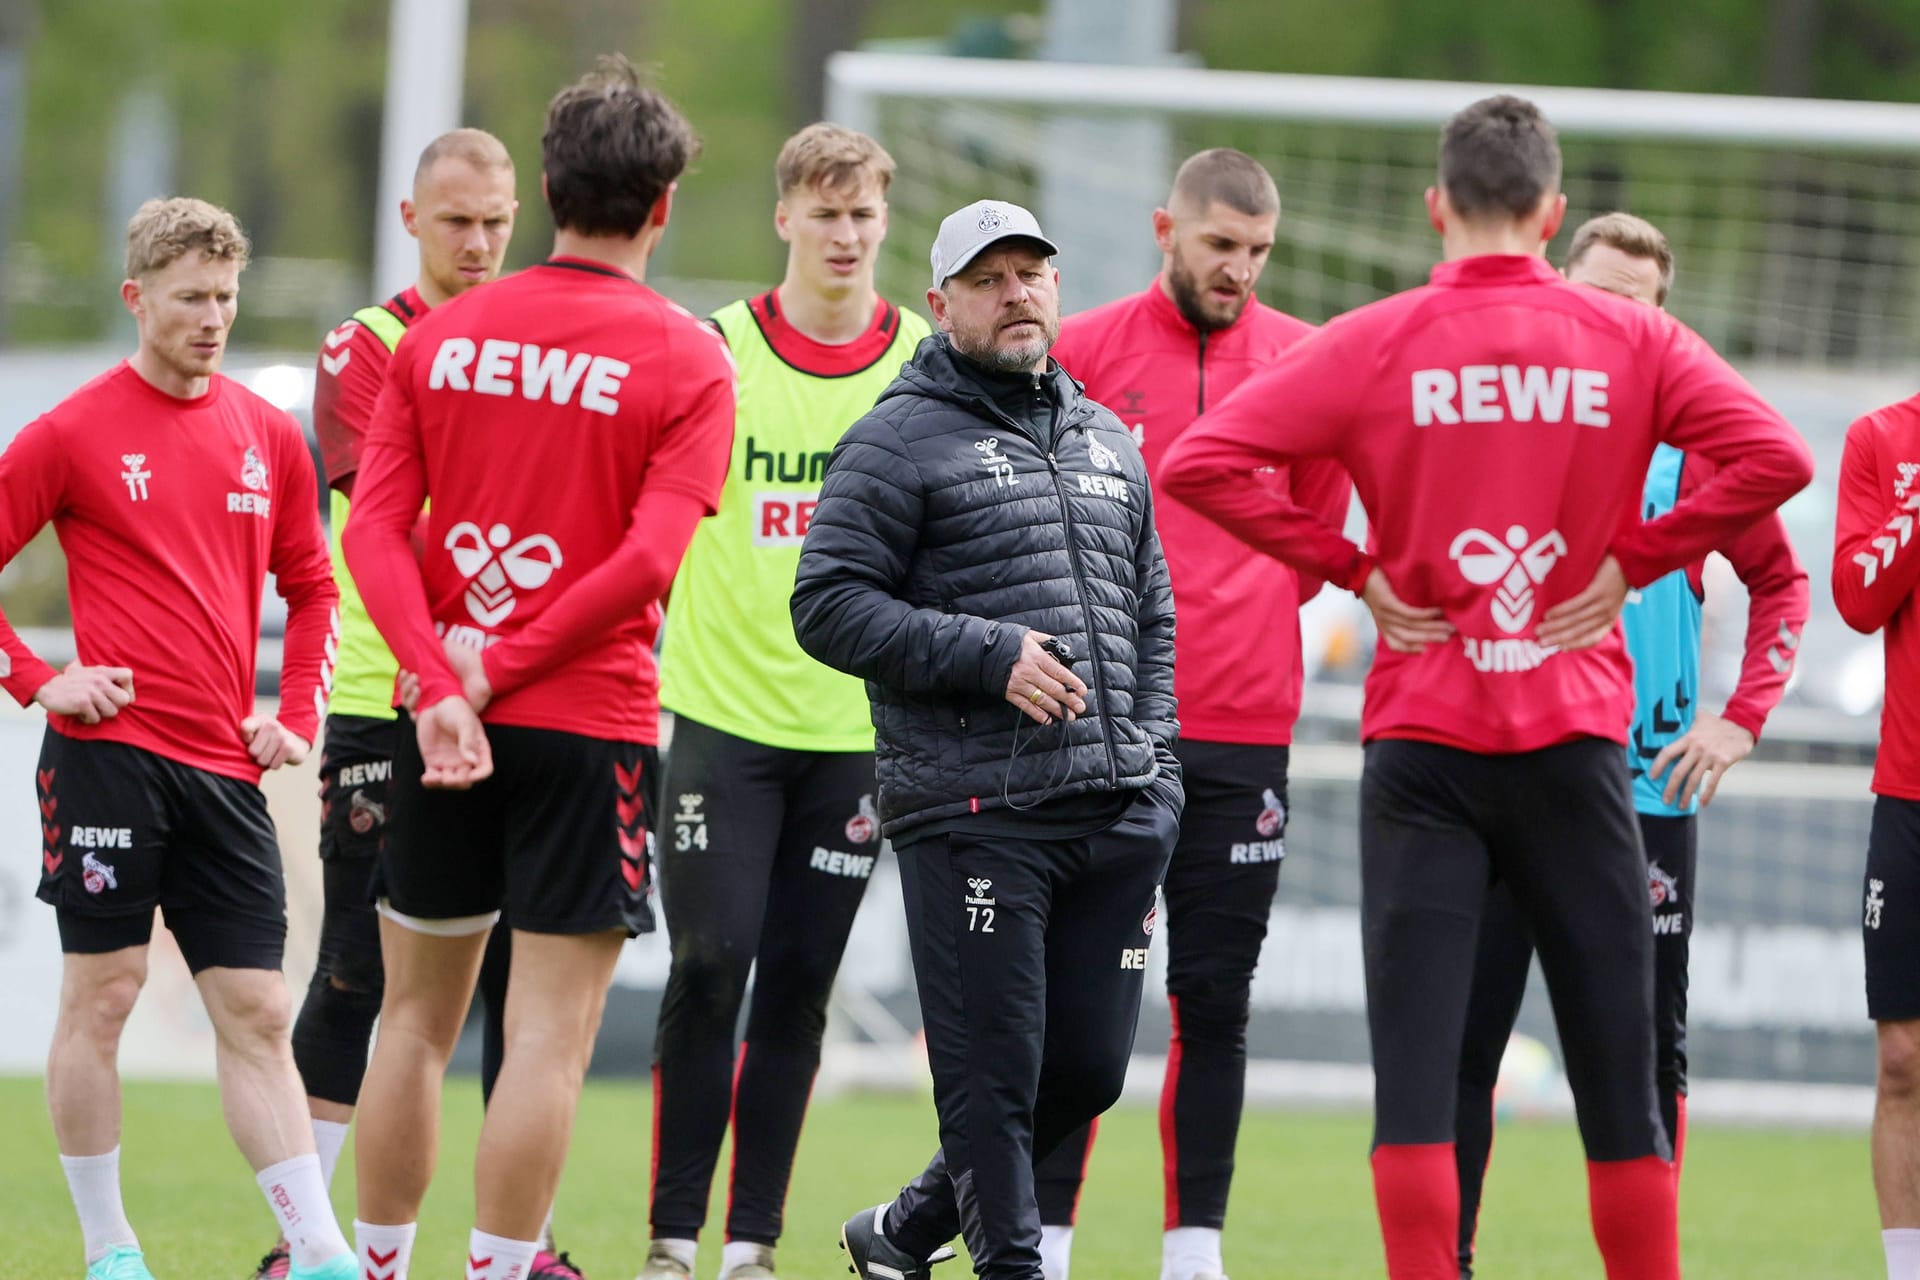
left=673, top=792, right=709, bottom=852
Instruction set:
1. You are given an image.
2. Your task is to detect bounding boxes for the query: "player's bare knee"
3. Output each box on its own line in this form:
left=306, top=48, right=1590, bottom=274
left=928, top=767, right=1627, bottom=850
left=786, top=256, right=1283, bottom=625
left=218, top=976, right=295, bottom=1050
left=66, top=966, right=146, bottom=1041
left=1878, top=1020, right=1920, bottom=1102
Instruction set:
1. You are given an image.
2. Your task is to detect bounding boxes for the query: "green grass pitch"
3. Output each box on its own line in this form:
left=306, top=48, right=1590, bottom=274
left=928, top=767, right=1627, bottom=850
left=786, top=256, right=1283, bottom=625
left=3, top=1075, right=1878, bottom=1278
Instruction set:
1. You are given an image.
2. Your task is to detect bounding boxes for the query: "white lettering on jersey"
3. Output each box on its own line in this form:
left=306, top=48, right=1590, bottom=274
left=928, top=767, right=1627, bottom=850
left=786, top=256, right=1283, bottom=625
left=428, top=337, right=476, bottom=390
left=1120, top=947, right=1150, bottom=969
left=473, top=338, right=518, bottom=395
left=580, top=356, right=630, bottom=415
left=1412, top=367, right=1610, bottom=427
left=429, top=338, right=627, bottom=416
left=71, top=826, right=133, bottom=849
left=1461, top=636, right=1558, bottom=673
left=227, top=492, right=272, bottom=518
left=521, top=345, right=593, bottom=405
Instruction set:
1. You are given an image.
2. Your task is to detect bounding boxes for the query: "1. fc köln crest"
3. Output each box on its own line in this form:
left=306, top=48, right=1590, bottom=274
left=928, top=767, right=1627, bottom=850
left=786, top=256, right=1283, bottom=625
left=1255, top=787, right=1286, bottom=837
left=846, top=794, right=879, bottom=845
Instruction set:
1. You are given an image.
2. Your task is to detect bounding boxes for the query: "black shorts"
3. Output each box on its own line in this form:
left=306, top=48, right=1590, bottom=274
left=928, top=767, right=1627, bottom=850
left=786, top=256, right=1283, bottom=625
left=319, top=714, right=398, bottom=862
left=382, top=713, right=661, bottom=937
left=34, top=730, right=286, bottom=973
left=1864, top=795, right=1920, bottom=1021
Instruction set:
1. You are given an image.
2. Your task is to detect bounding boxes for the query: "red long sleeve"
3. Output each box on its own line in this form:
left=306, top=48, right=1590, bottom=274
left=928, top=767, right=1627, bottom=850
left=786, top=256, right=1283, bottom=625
left=267, top=426, right=340, bottom=742
left=1160, top=324, right=1375, bottom=596
left=1288, top=453, right=1356, bottom=605
left=481, top=488, right=709, bottom=697
left=1708, top=459, right=1808, bottom=740
left=342, top=363, right=462, bottom=709
left=0, top=418, right=69, bottom=705
left=1608, top=326, right=1815, bottom=589
left=1834, top=397, right=1920, bottom=798
left=1834, top=417, right=1920, bottom=636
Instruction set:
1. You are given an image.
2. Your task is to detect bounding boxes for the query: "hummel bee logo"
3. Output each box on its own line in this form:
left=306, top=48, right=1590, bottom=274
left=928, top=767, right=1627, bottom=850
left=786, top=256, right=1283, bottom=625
left=964, top=877, right=996, bottom=933
left=121, top=453, right=151, bottom=501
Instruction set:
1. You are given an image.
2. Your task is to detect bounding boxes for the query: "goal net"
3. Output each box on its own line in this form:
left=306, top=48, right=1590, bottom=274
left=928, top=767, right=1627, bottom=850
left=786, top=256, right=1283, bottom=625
left=808, top=52, right=1920, bottom=1121
left=829, top=52, right=1920, bottom=370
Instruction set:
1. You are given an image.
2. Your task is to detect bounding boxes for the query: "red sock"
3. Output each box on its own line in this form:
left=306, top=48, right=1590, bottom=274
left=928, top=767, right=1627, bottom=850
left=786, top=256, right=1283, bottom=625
left=1672, top=1092, right=1688, bottom=1180
left=1588, top=1155, right=1679, bottom=1280
left=1370, top=1143, right=1458, bottom=1279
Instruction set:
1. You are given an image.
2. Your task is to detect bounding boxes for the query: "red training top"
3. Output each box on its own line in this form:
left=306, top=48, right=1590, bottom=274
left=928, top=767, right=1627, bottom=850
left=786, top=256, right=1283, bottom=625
left=1160, top=254, right=1814, bottom=755
left=314, top=286, right=428, bottom=493
left=1834, top=394, right=1920, bottom=798
left=1052, top=281, right=1350, bottom=745
left=1671, top=453, right=1808, bottom=741
left=0, top=364, right=338, bottom=781
left=345, top=257, right=737, bottom=744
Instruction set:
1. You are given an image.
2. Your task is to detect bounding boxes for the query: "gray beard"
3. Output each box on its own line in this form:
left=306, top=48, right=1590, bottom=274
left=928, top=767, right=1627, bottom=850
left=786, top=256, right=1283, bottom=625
left=978, top=336, right=1048, bottom=372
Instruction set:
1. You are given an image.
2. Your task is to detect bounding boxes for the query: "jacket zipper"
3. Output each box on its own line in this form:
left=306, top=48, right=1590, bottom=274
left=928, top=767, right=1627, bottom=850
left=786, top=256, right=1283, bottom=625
left=1196, top=331, right=1208, bottom=414
left=1044, top=394, right=1120, bottom=786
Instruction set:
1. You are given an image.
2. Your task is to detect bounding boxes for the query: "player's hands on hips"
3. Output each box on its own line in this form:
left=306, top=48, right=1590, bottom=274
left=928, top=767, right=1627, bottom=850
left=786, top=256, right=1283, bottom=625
left=1649, top=707, right=1755, bottom=808
left=442, top=636, right=493, bottom=713
left=417, top=695, right=493, bottom=789
left=396, top=669, right=422, bottom=713
left=1537, top=555, right=1627, bottom=651
left=1361, top=569, right=1453, bottom=653
left=1005, top=630, right=1089, bottom=726
left=33, top=662, right=135, bottom=724
left=240, top=716, right=310, bottom=770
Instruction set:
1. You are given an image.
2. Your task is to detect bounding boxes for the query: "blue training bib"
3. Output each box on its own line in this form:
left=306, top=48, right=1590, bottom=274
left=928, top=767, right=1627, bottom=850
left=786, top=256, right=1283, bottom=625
left=1624, top=443, right=1704, bottom=817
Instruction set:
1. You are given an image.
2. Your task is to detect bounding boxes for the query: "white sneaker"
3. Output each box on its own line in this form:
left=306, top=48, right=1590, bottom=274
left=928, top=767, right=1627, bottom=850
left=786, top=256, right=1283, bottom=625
left=719, top=1245, right=776, bottom=1279
left=634, top=1241, right=691, bottom=1280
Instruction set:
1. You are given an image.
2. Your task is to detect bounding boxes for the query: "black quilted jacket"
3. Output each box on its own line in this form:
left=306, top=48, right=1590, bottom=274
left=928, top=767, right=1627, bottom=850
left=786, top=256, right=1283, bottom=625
left=790, top=334, right=1179, bottom=837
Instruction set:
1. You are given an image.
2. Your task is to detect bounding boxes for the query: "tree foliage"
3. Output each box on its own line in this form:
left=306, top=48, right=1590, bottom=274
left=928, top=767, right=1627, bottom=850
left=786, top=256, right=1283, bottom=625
left=6, top=0, right=1918, bottom=347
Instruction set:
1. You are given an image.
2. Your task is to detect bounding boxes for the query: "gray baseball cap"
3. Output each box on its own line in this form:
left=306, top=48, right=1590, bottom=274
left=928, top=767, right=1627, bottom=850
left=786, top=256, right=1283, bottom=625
left=929, top=199, right=1060, bottom=289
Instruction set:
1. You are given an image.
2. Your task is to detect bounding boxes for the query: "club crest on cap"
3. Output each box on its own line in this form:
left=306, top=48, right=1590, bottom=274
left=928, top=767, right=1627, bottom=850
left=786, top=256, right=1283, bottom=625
left=977, top=207, right=1008, bottom=232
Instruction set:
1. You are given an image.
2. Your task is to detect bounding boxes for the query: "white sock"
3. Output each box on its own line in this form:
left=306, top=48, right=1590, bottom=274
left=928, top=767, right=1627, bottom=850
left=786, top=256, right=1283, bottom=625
left=256, top=1154, right=352, bottom=1268
left=59, top=1147, right=139, bottom=1264
left=467, top=1228, right=540, bottom=1280
left=1161, top=1226, right=1224, bottom=1280
left=312, top=1118, right=351, bottom=1190
left=652, top=1237, right=697, bottom=1269
left=357, top=1220, right=418, bottom=1280
left=1886, top=1228, right=1920, bottom=1279
left=721, top=1240, right=771, bottom=1275
left=1039, top=1223, right=1074, bottom=1280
